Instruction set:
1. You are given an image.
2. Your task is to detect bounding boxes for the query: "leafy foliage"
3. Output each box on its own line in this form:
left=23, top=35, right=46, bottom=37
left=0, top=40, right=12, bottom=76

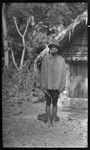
left=2, top=3, right=87, bottom=104
left=5, top=3, right=87, bottom=64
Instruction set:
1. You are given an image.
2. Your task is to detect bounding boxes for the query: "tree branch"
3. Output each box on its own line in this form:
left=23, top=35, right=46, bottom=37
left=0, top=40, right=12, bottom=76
left=55, top=10, right=87, bottom=41
left=23, top=17, right=31, bottom=37
left=20, top=37, right=25, bottom=69
left=13, top=16, right=32, bottom=69
left=22, top=60, right=29, bottom=68
left=11, top=50, right=20, bottom=70
left=13, top=16, right=23, bottom=37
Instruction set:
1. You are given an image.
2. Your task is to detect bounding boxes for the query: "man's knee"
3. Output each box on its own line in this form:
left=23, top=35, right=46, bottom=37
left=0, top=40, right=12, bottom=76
left=52, top=94, right=58, bottom=106
left=46, top=100, right=51, bottom=106
left=45, top=93, right=51, bottom=106
left=52, top=100, right=57, bottom=107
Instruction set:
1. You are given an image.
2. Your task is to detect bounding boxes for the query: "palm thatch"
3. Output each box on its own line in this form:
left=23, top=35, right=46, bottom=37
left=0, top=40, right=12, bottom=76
left=62, top=27, right=87, bottom=62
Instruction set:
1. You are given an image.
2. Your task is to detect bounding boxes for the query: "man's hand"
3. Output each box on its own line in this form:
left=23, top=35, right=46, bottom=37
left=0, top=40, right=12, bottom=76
left=59, top=89, right=63, bottom=93
left=42, top=88, right=46, bottom=94
left=59, top=88, right=65, bottom=93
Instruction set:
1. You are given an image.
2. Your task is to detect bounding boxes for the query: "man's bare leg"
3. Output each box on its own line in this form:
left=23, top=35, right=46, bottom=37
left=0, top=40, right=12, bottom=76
left=46, top=105, right=51, bottom=128
left=52, top=105, right=57, bottom=127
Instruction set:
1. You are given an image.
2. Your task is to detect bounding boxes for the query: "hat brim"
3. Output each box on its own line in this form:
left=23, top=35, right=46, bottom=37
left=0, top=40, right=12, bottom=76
left=48, top=44, right=59, bottom=50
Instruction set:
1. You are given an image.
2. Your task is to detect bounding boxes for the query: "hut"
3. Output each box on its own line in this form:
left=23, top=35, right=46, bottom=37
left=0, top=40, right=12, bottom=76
left=61, top=27, right=88, bottom=98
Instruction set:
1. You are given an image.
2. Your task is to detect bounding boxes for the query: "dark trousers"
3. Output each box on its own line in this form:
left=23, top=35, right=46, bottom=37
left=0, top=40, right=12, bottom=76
left=45, top=89, right=59, bottom=106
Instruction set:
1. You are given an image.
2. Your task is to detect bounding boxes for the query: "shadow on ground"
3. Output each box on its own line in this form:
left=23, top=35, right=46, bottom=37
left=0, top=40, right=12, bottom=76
left=37, top=113, right=59, bottom=123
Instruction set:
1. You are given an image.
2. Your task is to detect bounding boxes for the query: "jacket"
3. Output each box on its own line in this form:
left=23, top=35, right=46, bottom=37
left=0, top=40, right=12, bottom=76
left=40, top=53, right=66, bottom=91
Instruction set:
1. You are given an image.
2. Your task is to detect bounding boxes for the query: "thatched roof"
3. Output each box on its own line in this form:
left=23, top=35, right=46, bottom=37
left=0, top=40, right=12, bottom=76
left=62, top=27, right=87, bottom=62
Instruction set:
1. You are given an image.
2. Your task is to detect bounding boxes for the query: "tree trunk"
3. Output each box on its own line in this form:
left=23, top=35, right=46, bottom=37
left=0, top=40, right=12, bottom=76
left=4, top=50, right=9, bottom=67
left=13, top=16, right=31, bottom=70
left=2, top=3, right=9, bottom=68
left=20, top=37, right=26, bottom=69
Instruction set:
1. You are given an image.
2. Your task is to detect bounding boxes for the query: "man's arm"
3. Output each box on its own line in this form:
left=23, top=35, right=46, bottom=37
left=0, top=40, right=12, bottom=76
left=59, top=59, right=66, bottom=92
left=40, top=56, right=46, bottom=91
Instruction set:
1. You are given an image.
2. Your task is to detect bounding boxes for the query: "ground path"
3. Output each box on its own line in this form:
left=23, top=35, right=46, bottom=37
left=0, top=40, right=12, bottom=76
left=3, top=95, right=87, bottom=147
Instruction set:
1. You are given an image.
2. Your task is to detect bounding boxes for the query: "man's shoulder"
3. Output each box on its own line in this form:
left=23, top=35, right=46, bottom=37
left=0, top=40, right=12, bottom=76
left=42, top=53, right=49, bottom=61
left=44, top=53, right=50, bottom=58
left=57, top=55, right=65, bottom=62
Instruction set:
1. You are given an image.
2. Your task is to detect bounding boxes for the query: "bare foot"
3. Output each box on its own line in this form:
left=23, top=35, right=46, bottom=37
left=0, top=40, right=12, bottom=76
left=51, top=121, right=56, bottom=128
left=46, top=121, right=52, bottom=128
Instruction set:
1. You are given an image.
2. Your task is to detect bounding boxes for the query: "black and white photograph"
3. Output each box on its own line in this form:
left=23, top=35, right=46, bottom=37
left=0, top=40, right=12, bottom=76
left=2, top=2, right=88, bottom=148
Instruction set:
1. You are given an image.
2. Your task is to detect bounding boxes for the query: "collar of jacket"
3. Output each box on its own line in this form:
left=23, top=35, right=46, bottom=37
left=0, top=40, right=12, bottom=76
left=48, top=53, right=58, bottom=60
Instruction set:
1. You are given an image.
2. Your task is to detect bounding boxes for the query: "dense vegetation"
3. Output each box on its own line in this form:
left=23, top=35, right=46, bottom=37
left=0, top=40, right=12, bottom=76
left=2, top=3, right=87, bottom=100
left=3, top=3, right=87, bottom=66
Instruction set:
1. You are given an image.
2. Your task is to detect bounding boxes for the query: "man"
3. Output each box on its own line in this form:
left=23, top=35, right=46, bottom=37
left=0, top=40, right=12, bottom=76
left=40, top=40, right=66, bottom=128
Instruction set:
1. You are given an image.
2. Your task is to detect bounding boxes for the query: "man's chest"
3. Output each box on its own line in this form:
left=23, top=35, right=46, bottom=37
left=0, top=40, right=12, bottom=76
left=47, top=56, right=60, bottom=71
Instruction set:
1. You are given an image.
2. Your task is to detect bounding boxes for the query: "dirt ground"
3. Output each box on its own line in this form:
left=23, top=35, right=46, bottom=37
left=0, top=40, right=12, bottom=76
left=2, top=91, right=88, bottom=148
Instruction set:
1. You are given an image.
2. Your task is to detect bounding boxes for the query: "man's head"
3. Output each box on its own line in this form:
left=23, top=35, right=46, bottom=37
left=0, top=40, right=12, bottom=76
left=48, top=40, right=59, bottom=55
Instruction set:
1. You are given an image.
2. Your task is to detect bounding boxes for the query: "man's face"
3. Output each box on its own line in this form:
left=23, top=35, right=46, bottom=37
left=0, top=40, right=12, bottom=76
left=49, top=46, right=58, bottom=54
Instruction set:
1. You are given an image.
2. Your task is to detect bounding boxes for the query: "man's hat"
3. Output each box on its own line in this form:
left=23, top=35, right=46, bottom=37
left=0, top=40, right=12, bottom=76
left=48, top=40, right=60, bottom=50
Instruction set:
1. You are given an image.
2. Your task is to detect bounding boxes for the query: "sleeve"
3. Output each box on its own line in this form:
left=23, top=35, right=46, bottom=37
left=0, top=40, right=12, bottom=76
left=40, top=56, right=46, bottom=90
left=60, top=59, right=66, bottom=91
left=33, top=61, right=39, bottom=86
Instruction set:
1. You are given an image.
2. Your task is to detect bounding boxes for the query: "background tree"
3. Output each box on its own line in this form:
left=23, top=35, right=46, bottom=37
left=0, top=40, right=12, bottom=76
left=5, top=3, right=87, bottom=70
left=2, top=3, right=9, bottom=68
